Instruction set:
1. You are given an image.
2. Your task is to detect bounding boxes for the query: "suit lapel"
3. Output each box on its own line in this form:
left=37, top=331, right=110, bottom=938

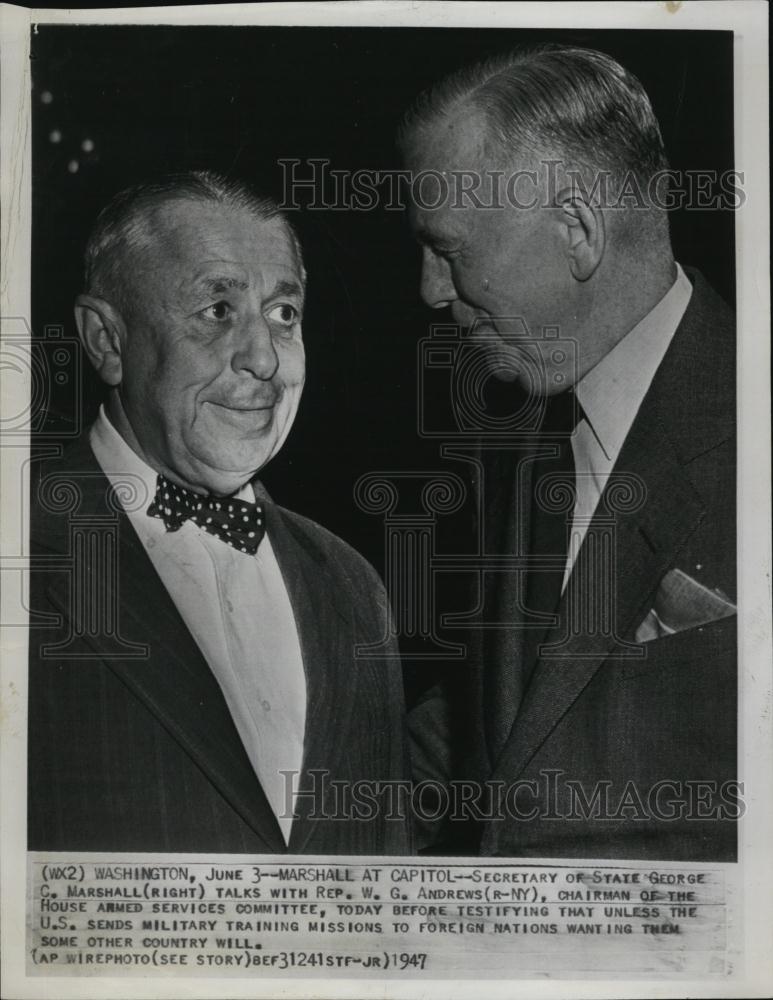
left=480, top=443, right=535, bottom=767
left=491, top=429, right=705, bottom=783
left=262, top=503, right=360, bottom=854
left=490, top=273, right=729, bottom=783
left=41, top=449, right=287, bottom=852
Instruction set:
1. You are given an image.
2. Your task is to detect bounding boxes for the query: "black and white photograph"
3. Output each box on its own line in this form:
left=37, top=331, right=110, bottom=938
left=1, top=2, right=770, bottom=996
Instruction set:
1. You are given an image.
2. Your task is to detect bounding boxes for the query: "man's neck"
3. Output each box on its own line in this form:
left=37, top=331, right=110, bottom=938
left=616, top=255, right=677, bottom=329
left=105, top=391, right=152, bottom=471
left=576, top=254, right=677, bottom=379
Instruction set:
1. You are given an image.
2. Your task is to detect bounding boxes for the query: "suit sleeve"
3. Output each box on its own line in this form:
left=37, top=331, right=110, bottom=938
left=357, top=555, right=415, bottom=855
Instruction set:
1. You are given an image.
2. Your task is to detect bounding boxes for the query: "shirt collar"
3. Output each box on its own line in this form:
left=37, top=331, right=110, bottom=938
left=575, top=262, right=693, bottom=463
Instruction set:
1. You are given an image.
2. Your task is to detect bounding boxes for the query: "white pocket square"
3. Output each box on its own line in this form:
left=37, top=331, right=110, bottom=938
left=635, top=567, right=736, bottom=642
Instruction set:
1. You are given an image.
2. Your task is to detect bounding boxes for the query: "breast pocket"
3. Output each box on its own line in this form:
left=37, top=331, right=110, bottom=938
left=611, top=613, right=737, bottom=680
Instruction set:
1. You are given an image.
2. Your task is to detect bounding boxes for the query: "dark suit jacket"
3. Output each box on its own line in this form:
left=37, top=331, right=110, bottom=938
left=410, top=270, right=737, bottom=861
left=28, top=436, right=411, bottom=855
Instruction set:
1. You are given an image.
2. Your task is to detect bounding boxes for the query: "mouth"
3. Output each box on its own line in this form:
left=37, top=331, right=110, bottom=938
left=451, top=304, right=479, bottom=327
left=207, top=396, right=278, bottom=412
left=205, top=400, right=277, bottom=428
left=452, top=306, right=501, bottom=337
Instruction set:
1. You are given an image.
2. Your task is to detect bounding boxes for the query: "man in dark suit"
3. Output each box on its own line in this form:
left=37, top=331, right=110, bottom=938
left=28, top=171, right=410, bottom=855
left=401, top=47, right=737, bottom=860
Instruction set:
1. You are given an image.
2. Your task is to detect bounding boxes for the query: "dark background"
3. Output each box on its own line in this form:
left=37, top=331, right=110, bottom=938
left=31, top=25, right=735, bottom=695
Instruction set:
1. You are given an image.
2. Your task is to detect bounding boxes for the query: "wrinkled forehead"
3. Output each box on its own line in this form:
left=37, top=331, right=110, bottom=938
left=404, top=108, right=552, bottom=243
left=404, top=114, right=492, bottom=238
left=404, top=107, right=504, bottom=236
left=133, top=197, right=304, bottom=285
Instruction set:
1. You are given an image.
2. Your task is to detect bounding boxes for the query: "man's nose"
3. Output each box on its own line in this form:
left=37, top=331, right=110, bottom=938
left=231, top=315, right=279, bottom=380
left=420, top=248, right=457, bottom=310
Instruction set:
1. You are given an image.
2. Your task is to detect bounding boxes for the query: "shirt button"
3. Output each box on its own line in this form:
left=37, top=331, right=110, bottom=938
left=225, top=599, right=234, bottom=613
left=146, top=539, right=155, bottom=550
left=262, top=700, right=271, bottom=712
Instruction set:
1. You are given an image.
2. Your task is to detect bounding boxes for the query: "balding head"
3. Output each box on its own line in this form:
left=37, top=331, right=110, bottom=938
left=84, top=170, right=305, bottom=318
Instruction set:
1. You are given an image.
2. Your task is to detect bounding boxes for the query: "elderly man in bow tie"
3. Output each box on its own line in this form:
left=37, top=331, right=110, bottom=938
left=28, top=171, right=410, bottom=856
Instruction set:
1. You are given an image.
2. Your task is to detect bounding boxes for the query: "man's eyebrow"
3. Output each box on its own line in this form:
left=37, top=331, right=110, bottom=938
left=196, top=275, right=249, bottom=294
left=185, top=273, right=305, bottom=301
left=266, top=279, right=305, bottom=301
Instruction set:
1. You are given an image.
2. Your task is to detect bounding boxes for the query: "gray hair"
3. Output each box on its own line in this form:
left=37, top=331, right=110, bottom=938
left=84, top=170, right=305, bottom=313
left=398, top=45, right=670, bottom=201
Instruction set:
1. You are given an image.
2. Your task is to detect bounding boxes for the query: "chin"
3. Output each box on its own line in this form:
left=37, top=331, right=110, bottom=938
left=187, top=459, right=262, bottom=497
left=203, top=472, right=257, bottom=497
left=195, top=436, right=270, bottom=470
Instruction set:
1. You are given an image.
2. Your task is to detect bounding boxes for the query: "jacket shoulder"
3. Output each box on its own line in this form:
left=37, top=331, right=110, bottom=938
left=679, top=268, right=735, bottom=376
left=270, top=502, right=384, bottom=588
left=29, top=436, right=108, bottom=550
left=647, top=269, right=736, bottom=463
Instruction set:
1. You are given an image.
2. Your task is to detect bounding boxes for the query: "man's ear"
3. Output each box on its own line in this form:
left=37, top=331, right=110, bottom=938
left=556, top=187, right=605, bottom=281
left=74, top=295, right=126, bottom=386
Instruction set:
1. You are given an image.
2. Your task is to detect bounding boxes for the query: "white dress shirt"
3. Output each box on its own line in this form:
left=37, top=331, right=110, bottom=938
left=90, top=406, right=306, bottom=843
left=563, top=263, right=693, bottom=590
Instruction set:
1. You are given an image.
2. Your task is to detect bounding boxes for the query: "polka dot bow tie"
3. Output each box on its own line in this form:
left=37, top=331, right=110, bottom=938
left=147, top=474, right=265, bottom=555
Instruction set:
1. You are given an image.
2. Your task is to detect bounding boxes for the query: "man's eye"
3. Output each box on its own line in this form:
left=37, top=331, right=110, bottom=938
left=266, top=303, right=299, bottom=328
left=201, top=301, right=232, bottom=321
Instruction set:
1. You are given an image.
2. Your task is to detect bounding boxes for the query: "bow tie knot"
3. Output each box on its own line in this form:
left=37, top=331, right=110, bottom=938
left=147, top=474, right=265, bottom=554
